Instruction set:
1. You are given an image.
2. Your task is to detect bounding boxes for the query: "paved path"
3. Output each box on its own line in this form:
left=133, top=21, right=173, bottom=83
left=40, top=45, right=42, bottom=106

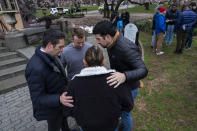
left=0, top=86, right=47, bottom=131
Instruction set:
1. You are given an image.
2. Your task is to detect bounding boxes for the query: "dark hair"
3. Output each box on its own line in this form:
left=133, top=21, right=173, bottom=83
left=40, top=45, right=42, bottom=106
left=181, top=4, right=188, bottom=11
left=171, top=4, right=177, bottom=7
left=72, top=28, right=85, bottom=39
left=42, top=29, right=65, bottom=48
left=159, top=2, right=164, bottom=5
left=85, top=45, right=104, bottom=67
left=191, top=2, right=196, bottom=7
left=93, top=20, right=116, bottom=37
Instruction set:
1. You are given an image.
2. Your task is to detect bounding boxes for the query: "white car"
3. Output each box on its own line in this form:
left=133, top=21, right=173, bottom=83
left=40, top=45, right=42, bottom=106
left=63, top=9, right=69, bottom=14
left=50, top=8, right=58, bottom=14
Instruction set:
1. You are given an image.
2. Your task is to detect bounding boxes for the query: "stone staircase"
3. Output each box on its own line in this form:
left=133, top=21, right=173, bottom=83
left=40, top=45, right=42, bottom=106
left=0, top=46, right=27, bottom=94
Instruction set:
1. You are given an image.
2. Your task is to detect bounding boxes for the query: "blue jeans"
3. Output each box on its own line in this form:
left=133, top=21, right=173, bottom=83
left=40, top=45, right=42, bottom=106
left=165, top=25, right=174, bottom=45
left=185, top=28, right=194, bottom=48
left=120, top=88, right=139, bottom=131
left=151, top=31, right=155, bottom=47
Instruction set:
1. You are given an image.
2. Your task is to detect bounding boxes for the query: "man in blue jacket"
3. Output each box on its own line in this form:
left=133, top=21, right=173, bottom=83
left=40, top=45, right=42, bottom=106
left=25, top=29, right=74, bottom=131
left=185, top=2, right=197, bottom=50
left=175, top=5, right=197, bottom=54
left=150, top=2, right=164, bottom=48
left=153, top=7, right=166, bottom=55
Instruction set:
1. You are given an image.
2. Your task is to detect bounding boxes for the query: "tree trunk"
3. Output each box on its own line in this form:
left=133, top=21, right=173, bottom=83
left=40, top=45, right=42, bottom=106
left=103, top=0, right=110, bottom=18
left=111, top=0, right=115, bottom=12
left=115, top=0, right=124, bottom=11
left=96, top=0, right=100, bottom=6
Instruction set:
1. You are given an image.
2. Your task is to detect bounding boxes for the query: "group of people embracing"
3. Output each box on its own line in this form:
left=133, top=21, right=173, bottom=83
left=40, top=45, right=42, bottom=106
left=25, top=20, right=148, bottom=131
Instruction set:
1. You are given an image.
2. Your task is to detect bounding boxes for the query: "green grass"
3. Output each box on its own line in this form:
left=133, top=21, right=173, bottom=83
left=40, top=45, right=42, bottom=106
left=81, top=6, right=98, bottom=11
left=127, top=4, right=157, bottom=14
left=35, top=9, right=50, bottom=18
left=127, top=2, right=169, bottom=14
left=133, top=32, right=197, bottom=130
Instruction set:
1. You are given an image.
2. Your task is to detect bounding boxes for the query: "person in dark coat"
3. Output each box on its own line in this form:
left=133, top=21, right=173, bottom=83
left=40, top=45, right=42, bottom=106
left=66, top=45, right=133, bottom=131
left=93, top=20, right=148, bottom=131
left=111, top=11, right=119, bottom=29
left=121, top=9, right=130, bottom=28
left=25, top=29, right=73, bottom=131
left=165, top=4, right=179, bottom=45
left=175, top=5, right=197, bottom=54
left=185, top=2, right=197, bottom=50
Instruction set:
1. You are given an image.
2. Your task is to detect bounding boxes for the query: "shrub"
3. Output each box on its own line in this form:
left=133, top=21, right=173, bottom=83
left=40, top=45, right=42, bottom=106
left=194, top=28, right=197, bottom=36
left=135, top=19, right=153, bottom=33
left=63, top=13, right=84, bottom=18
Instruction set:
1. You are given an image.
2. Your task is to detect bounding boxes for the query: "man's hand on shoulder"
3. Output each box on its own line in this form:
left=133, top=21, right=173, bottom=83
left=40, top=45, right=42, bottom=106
left=60, top=92, right=74, bottom=107
left=107, top=72, right=126, bottom=88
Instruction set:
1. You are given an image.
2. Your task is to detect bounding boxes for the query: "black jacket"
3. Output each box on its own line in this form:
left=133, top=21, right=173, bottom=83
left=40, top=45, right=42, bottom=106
left=121, top=12, right=130, bottom=27
left=66, top=67, right=133, bottom=131
left=25, top=46, right=67, bottom=121
left=108, top=34, right=148, bottom=90
left=165, top=9, right=179, bottom=25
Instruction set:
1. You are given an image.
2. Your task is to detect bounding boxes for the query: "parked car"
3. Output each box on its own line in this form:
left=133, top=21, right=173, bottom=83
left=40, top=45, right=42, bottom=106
left=50, top=8, right=58, bottom=14
left=63, top=8, right=69, bottom=14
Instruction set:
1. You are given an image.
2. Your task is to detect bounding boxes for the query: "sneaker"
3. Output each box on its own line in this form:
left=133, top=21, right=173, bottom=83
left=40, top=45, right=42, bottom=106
left=187, top=47, right=191, bottom=50
left=184, top=47, right=191, bottom=50
left=152, top=49, right=157, bottom=53
left=156, top=51, right=164, bottom=55
left=184, top=47, right=189, bottom=50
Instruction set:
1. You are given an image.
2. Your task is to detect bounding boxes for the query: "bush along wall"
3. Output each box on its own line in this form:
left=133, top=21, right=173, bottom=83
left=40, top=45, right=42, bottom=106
left=194, top=28, right=197, bottom=36
left=135, top=18, right=153, bottom=33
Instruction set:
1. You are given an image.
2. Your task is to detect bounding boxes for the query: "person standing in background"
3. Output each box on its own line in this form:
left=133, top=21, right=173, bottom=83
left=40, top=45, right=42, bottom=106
left=165, top=4, right=179, bottom=45
left=121, top=9, right=130, bottom=28
left=151, top=2, right=164, bottom=48
left=185, top=2, right=197, bottom=50
left=175, top=5, right=196, bottom=54
left=153, top=7, right=166, bottom=55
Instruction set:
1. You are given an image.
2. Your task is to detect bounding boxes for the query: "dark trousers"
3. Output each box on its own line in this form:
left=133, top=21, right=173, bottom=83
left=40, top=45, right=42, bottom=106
left=47, top=115, right=70, bottom=131
left=144, top=2, right=149, bottom=10
left=185, top=28, right=194, bottom=48
left=176, top=30, right=189, bottom=52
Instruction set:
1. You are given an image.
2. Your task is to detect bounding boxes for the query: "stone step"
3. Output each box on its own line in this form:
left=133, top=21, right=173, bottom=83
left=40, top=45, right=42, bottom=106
left=0, top=47, right=8, bottom=53
left=0, top=39, right=4, bottom=47
left=0, top=75, right=27, bottom=94
left=0, top=57, right=27, bottom=70
left=0, top=64, right=26, bottom=81
left=0, top=52, right=18, bottom=61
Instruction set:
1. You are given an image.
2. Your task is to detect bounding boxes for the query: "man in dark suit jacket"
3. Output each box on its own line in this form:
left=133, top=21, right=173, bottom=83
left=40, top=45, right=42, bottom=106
left=25, top=29, right=73, bottom=131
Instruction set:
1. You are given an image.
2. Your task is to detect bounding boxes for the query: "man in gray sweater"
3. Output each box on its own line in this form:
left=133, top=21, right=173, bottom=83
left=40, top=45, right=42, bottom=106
left=61, top=28, right=92, bottom=80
